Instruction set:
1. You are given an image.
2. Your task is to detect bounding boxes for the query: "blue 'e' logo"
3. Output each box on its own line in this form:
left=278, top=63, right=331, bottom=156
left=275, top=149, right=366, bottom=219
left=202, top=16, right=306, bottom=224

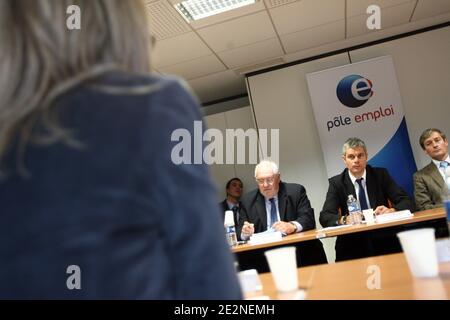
left=336, top=74, right=373, bottom=108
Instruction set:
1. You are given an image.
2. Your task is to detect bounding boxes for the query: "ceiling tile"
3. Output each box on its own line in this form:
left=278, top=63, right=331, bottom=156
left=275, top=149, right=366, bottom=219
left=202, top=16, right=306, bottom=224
left=412, top=0, right=450, bottom=21
left=145, top=0, right=191, bottom=40
left=152, top=32, right=212, bottom=68
left=269, top=0, right=344, bottom=35
left=347, top=1, right=416, bottom=38
left=233, top=57, right=285, bottom=74
left=196, top=11, right=277, bottom=52
left=347, top=0, right=414, bottom=17
left=148, top=0, right=450, bottom=104
left=281, top=20, right=345, bottom=53
left=188, top=71, right=247, bottom=103
left=157, top=55, right=227, bottom=80
left=218, top=38, right=284, bottom=68
left=264, top=0, right=299, bottom=9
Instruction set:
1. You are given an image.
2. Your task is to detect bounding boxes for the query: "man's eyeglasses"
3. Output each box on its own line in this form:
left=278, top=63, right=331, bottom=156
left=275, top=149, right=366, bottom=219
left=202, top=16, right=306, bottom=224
left=256, top=176, right=277, bottom=185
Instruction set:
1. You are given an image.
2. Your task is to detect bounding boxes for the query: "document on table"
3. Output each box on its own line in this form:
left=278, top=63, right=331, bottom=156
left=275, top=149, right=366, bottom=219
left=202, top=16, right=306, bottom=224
left=249, top=230, right=283, bottom=245
left=375, top=210, right=413, bottom=223
left=316, top=224, right=353, bottom=232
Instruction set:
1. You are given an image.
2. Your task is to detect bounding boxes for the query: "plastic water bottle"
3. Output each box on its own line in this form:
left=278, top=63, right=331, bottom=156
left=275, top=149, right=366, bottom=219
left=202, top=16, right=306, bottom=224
left=347, top=194, right=362, bottom=224
left=225, top=224, right=237, bottom=247
left=224, top=210, right=238, bottom=247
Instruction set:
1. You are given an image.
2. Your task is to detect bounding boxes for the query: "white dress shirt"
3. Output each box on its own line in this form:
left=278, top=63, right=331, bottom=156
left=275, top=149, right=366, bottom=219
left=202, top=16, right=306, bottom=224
left=432, top=155, right=450, bottom=181
left=348, top=169, right=371, bottom=209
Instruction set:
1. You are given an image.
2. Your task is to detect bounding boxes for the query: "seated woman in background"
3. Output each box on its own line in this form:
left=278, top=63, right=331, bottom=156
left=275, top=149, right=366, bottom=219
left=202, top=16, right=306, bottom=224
left=0, top=0, right=241, bottom=299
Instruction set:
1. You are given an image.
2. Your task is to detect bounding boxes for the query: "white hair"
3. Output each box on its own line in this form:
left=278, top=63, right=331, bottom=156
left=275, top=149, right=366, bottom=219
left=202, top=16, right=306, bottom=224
left=254, top=160, right=279, bottom=177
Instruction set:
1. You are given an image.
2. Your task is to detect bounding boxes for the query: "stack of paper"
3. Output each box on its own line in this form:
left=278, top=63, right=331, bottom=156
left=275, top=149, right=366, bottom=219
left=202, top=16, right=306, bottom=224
left=316, top=224, right=353, bottom=232
left=249, top=230, right=283, bottom=245
left=375, top=210, right=413, bottom=223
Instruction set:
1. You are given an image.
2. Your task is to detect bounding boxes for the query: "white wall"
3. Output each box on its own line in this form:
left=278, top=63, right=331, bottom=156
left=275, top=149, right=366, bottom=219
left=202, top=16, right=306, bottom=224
left=204, top=106, right=257, bottom=202
left=246, top=26, right=450, bottom=263
left=349, top=27, right=450, bottom=169
left=204, top=112, right=237, bottom=202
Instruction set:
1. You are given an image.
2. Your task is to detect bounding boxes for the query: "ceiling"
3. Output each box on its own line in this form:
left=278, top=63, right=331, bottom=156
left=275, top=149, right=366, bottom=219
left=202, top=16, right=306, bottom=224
left=146, top=0, right=450, bottom=104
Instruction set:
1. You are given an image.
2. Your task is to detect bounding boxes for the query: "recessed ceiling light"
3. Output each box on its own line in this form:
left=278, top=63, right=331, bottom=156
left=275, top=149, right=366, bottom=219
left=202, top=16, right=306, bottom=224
left=174, top=0, right=257, bottom=22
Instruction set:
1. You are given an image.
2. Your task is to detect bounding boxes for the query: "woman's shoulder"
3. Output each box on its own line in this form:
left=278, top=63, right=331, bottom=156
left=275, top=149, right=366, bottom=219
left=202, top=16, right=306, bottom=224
left=86, top=71, right=192, bottom=96
left=61, top=71, right=200, bottom=121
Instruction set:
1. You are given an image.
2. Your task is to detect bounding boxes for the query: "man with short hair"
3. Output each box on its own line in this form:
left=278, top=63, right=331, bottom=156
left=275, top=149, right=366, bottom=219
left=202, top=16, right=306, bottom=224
left=238, top=160, right=327, bottom=269
left=320, top=137, right=413, bottom=261
left=219, top=177, right=243, bottom=225
left=414, top=128, right=450, bottom=211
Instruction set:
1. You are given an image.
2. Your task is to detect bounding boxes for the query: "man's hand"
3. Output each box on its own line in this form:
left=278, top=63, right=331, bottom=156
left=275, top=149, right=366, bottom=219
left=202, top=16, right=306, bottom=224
left=272, top=221, right=296, bottom=235
left=344, top=214, right=354, bottom=225
left=242, top=221, right=254, bottom=237
left=374, top=205, right=395, bottom=215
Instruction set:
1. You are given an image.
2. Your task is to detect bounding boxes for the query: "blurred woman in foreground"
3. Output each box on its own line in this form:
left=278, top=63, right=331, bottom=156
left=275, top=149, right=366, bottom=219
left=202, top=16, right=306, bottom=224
left=0, top=0, right=241, bottom=299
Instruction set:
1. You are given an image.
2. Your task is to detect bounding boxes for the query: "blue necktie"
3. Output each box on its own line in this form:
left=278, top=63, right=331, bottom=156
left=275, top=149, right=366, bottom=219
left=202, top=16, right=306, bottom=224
left=356, top=178, right=369, bottom=210
left=269, top=198, right=278, bottom=226
left=441, top=161, right=449, bottom=182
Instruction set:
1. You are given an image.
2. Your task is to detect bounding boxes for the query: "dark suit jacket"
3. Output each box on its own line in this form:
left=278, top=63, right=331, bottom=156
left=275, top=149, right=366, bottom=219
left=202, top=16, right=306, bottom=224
left=414, top=162, right=445, bottom=211
left=320, top=165, right=414, bottom=261
left=219, top=199, right=241, bottom=225
left=238, top=182, right=327, bottom=267
left=219, top=199, right=229, bottom=217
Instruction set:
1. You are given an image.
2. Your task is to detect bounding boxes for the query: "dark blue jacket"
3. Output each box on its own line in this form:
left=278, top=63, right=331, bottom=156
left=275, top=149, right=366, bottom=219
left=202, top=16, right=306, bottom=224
left=0, top=72, right=242, bottom=299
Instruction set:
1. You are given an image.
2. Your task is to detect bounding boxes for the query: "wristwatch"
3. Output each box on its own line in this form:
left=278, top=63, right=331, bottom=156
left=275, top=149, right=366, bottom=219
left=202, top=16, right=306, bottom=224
left=289, top=221, right=298, bottom=233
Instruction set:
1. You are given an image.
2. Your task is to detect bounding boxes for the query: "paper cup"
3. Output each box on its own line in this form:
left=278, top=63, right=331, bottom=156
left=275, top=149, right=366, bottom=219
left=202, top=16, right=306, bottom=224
left=224, top=210, right=234, bottom=226
left=397, top=228, right=438, bottom=278
left=363, top=209, right=375, bottom=224
left=264, top=246, right=298, bottom=292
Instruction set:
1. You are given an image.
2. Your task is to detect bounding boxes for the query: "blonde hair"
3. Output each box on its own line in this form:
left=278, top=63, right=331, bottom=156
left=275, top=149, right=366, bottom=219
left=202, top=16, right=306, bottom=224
left=0, top=0, right=152, bottom=173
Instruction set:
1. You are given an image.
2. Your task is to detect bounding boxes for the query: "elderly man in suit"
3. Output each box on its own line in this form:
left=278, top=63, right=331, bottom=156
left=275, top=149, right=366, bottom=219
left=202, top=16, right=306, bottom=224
left=320, top=137, right=414, bottom=261
left=238, top=160, right=327, bottom=268
left=414, top=128, right=450, bottom=211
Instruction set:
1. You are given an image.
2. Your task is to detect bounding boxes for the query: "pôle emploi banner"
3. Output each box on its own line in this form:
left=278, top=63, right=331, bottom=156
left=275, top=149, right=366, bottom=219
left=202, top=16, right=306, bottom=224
left=306, top=56, right=416, bottom=196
